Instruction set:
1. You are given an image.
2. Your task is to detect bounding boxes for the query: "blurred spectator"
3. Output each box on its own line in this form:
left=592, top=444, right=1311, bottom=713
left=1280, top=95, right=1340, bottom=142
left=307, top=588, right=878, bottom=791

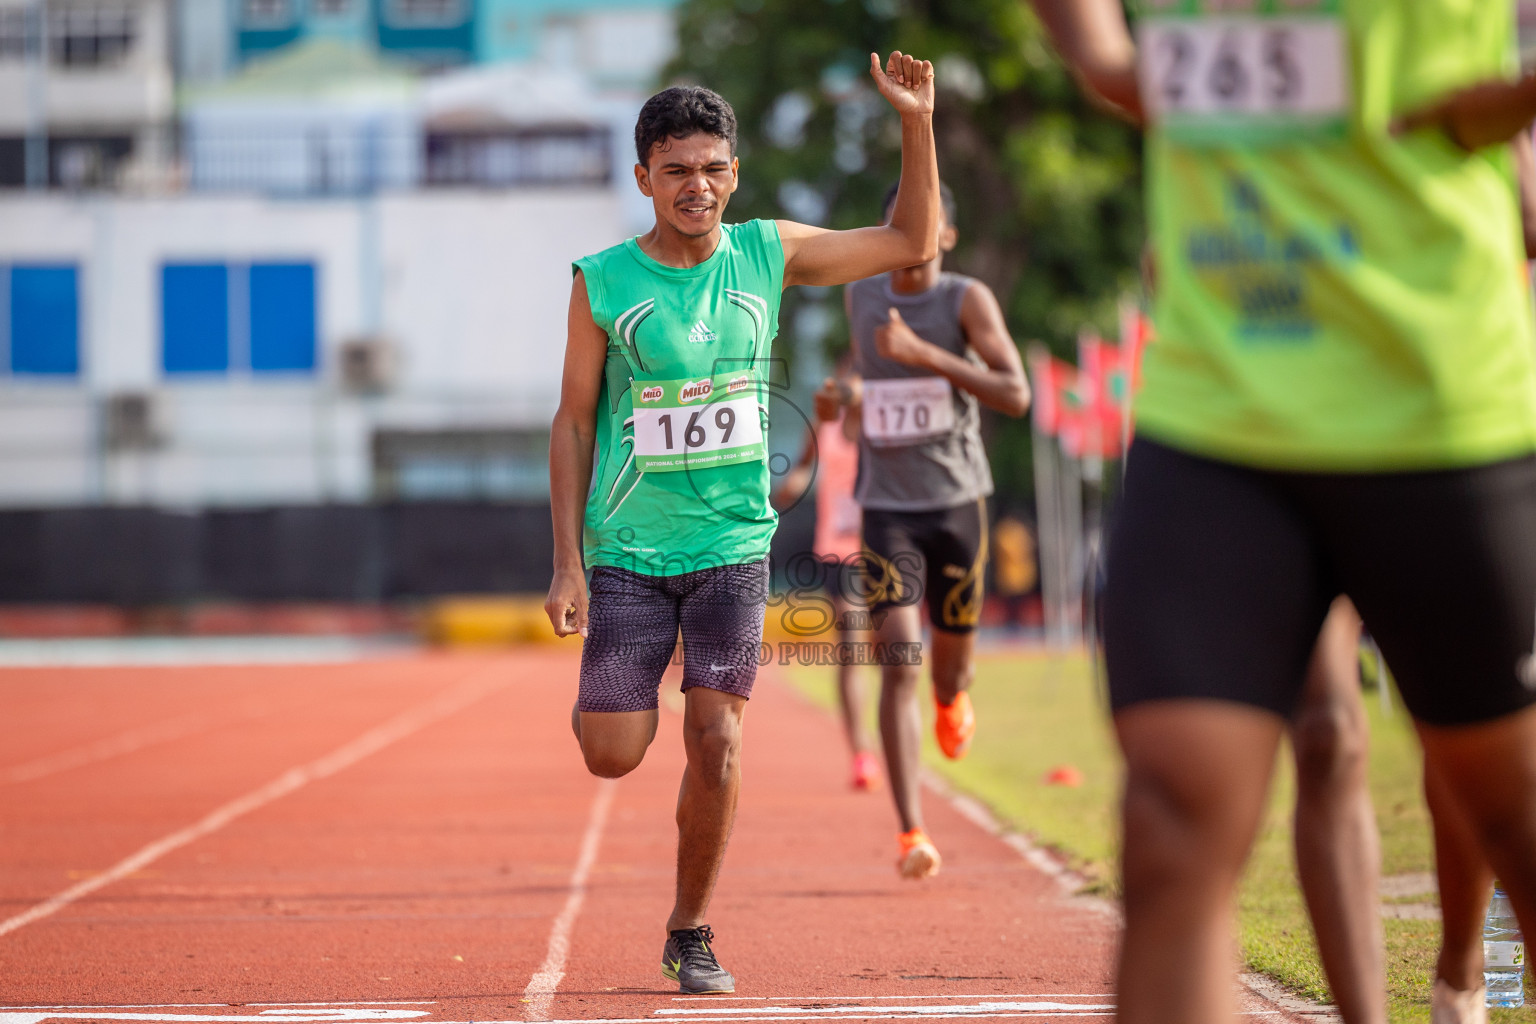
left=991, top=514, right=1036, bottom=632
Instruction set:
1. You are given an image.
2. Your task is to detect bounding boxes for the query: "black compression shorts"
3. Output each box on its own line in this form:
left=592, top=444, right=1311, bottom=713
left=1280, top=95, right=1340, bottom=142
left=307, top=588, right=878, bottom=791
left=1104, top=438, right=1536, bottom=726
left=859, top=499, right=988, bottom=634
left=578, top=559, right=768, bottom=713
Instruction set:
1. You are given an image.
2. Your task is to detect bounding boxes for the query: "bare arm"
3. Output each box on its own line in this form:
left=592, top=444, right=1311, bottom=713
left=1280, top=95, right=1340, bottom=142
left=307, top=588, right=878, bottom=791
left=1028, top=0, right=1143, bottom=124
left=1393, top=75, right=1536, bottom=152
left=872, top=284, right=1030, bottom=417
left=781, top=52, right=939, bottom=287
left=544, top=271, right=608, bottom=638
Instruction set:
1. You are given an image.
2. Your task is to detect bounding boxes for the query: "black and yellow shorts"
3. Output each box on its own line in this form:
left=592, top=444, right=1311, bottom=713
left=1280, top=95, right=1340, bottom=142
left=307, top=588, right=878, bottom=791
left=858, top=499, right=988, bottom=634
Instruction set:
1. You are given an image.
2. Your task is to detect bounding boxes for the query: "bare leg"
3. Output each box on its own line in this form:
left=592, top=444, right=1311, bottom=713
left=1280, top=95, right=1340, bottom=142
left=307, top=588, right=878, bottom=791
left=667, top=686, right=747, bottom=932
left=1418, top=707, right=1536, bottom=997
left=575, top=704, right=659, bottom=778
left=876, top=602, right=925, bottom=833
left=1289, top=598, right=1386, bottom=1024
left=929, top=626, right=976, bottom=706
left=831, top=594, right=873, bottom=756
left=1424, top=758, right=1493, bottom=994
left=1116, top=700, right=1284, bottom=1024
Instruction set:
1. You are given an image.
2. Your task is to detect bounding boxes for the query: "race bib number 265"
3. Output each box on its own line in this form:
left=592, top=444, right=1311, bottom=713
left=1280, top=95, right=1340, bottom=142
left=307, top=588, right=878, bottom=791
left=1136, top=0, right=1350, bottom=146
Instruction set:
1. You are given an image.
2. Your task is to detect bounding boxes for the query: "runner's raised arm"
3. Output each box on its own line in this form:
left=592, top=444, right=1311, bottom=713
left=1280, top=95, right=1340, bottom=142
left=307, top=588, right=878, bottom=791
left=780, top=52, right=940, bottom=288
left=1027, top=0, right=1142, bottom=123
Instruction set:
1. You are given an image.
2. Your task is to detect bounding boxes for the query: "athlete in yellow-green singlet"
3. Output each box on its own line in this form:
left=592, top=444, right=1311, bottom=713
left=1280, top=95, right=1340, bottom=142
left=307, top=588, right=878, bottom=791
left=1029, top=3, right=1536, bottom=1023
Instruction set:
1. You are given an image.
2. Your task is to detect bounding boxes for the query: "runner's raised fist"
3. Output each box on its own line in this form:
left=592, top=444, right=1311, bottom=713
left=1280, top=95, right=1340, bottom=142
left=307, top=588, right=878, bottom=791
left=870, top=51, right=935, bottom=117
left=874, top=307, right=926, bottom=365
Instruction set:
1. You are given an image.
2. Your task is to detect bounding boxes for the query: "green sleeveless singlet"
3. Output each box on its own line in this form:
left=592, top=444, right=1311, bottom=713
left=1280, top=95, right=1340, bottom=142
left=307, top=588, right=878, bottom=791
left=1134, top=0, right=1536, bottom=471
left=573, top=220, right=784, bottom=576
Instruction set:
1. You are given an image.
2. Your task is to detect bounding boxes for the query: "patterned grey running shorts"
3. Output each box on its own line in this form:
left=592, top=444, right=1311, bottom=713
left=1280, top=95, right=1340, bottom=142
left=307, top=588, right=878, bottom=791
left=578, top=559, right=769, bottom=713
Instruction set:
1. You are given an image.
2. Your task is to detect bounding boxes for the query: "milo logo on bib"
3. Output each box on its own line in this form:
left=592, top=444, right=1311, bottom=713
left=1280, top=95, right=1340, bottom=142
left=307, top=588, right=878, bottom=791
left=678, top=379, right=713, bottom=403
left=1133, top=0, right=1350, bottom=147
left=639, top=385, right=666, bottom=404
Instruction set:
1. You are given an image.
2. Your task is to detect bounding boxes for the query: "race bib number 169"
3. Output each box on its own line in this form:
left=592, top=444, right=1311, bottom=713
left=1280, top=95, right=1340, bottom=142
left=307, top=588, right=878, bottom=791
left=1136, top=0, right=1350, bottom=146
left=631, top=371, right=766, bottom=473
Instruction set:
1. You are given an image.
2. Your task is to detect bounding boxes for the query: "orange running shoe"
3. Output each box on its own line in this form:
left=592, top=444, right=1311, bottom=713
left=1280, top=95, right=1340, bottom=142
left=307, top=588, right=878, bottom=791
left=897, top=829, right=942, bottom=880
left=851, top=751, right=881, bottom=791
left=934, top=691, right=975, bottom=759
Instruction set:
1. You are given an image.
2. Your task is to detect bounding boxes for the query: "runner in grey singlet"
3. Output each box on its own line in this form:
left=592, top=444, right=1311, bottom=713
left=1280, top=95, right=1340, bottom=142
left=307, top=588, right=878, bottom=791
left=847, top=271, right=994, bottom=511
left=822, top=181, right=1029, bottom=882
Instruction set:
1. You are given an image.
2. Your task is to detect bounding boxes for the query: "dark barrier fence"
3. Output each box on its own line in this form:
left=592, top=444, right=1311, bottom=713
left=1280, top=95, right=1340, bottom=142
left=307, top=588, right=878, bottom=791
left=0, top=499, right=818, bottom=605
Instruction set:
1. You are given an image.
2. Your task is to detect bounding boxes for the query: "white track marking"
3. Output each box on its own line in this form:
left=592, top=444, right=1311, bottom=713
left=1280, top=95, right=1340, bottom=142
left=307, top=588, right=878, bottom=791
left=0, top=665, right=510, bottom=940
left=0, top=1007, right=432, bottom=1012
left=919, top=770, right=1100, bottom=904
left=552, top=1013, right=1279, bottom=1024
left=522, top=778, right=618, bottom=1022
left=660, top=1005, right=1115, bottom=1017
left=672, top=996, right=1115, bottom=1003
left=0, top=1012, right=1284, bottom=1024
left=0, top=1012, right=428, bottom=1024
left=0, top=637, right=408, bottom=668
left=2, top=711, right=214, bottom=784
left=0, top=700, right=291, bottom=785
left=919, top=775, right=1337, bottom=1022
left=529, top=1014, right=1118, bottom=1023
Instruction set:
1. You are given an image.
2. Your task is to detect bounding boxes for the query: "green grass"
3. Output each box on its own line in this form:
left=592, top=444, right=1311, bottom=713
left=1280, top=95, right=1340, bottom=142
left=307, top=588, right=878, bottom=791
left=784, top=649, right=1532, bottom=1022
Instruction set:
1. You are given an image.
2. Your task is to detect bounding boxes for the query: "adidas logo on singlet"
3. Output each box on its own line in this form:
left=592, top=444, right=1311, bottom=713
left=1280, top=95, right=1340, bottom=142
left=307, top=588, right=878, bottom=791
left=688, top=320, right=718, bottom=344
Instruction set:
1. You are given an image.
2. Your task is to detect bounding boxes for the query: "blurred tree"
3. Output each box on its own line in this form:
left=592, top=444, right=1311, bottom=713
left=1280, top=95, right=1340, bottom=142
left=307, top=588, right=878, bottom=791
left=663, top=0, right=1144, bottom=502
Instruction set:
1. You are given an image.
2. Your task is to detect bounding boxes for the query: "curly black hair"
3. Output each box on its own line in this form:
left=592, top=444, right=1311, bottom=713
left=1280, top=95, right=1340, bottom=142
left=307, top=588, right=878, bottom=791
left=634, top=86, right=738, bottom=166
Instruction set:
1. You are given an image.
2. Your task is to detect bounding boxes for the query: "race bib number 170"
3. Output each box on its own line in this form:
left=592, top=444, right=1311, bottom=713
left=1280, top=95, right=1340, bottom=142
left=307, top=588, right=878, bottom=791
left=631, top=370, right=766, bottom=473
left=1136, top=0, right=1350, bottom=146
left=862, top=376, right=955, bottom=446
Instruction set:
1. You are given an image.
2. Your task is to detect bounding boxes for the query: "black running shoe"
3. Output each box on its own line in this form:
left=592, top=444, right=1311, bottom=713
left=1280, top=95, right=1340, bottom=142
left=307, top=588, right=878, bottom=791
left=661, top=925, right=735, bottom=994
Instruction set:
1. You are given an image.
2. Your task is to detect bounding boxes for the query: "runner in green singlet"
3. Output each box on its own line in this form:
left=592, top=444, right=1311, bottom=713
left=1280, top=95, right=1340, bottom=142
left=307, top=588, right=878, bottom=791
left=1028, top=3, right=1536, bottom=1023
left=544, top=52, right=942, bottom=995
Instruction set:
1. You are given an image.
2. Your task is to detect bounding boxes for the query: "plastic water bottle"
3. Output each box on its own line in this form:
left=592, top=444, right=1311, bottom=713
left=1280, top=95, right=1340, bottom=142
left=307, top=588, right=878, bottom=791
left=1484, top=886, right=1526, bottom=1008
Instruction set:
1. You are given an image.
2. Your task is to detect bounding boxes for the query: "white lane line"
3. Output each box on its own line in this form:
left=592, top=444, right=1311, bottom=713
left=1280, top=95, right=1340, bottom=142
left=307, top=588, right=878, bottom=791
left=0, top=664, right=510, bottom=940
left=522, top=778, right=619, bottom=1022
left=1, top=703, right=281, bottom=785
left=545, top=1014, right=1281, bottom=1024
left=504, top=1014, right=1115, bottom=1023
left=0, top=1007, right=434, bottom=1012
left=672, top=996, right=1115, bottom=1003
left=660, top=1005, right=1115, bottom=1017
left=919, top=770, right=1099, bottom=904
left=0, top=1012, right=428, bottom=1024
left=0, top=1017, right=1111, bottom=1024
left=0, top=1013, right=1283, bottom=1024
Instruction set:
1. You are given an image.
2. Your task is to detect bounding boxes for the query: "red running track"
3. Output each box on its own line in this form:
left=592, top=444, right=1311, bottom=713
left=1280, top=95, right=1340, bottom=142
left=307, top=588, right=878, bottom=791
left=0, top=649, right=1314, bottom=1023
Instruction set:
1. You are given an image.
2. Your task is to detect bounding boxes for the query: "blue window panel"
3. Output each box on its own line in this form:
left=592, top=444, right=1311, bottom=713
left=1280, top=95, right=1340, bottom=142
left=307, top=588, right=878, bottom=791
left=249, top=262, right=317, bottom=372
left=10, top=265, right=79, bottom=375
left=162, top=263, right=230, bottom=374
left=373, top=0, right=474, bottom=63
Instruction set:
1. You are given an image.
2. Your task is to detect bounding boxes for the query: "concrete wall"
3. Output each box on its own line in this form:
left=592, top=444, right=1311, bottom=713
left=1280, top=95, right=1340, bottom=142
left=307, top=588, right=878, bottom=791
left=0, top=0, right=174, bottom=133
left=0, top=187, right=628, bottom=508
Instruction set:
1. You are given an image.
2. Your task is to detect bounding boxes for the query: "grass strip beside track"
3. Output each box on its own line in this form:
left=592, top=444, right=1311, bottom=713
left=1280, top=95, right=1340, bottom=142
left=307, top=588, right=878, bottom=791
left=785, top=648, right=1525, bottom=1024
